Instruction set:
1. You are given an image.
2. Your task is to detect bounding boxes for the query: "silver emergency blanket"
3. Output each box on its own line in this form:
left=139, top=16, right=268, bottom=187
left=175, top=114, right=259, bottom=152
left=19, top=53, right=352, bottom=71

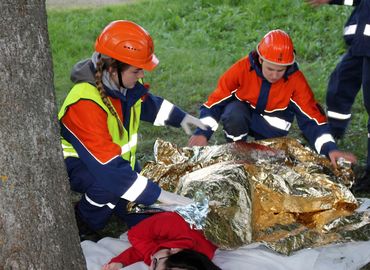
left=174, top=191, right=210, bottom=230
left=140, top=138, right=370, bottom=254
left=127, top=192, right=209, bottom=230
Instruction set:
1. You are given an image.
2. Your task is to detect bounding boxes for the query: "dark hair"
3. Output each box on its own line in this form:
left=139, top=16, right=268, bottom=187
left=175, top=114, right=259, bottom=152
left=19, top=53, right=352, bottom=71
left=164, top=249, right=222, bottom=270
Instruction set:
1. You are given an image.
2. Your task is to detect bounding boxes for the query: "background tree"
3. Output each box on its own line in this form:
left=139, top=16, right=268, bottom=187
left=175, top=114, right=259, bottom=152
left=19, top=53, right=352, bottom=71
left=0, top=1, right=86, bottom=268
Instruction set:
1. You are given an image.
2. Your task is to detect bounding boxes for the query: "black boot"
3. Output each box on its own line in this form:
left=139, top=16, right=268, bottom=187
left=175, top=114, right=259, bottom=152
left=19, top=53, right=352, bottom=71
left=74, top=205, right=102, bottom=242
left=351, top=171, right=370, bottom=194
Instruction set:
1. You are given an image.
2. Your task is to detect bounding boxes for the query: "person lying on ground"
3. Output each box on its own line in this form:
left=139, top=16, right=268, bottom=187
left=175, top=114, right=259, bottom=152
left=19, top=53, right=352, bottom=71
left=101, top=211, right=220, bottom=270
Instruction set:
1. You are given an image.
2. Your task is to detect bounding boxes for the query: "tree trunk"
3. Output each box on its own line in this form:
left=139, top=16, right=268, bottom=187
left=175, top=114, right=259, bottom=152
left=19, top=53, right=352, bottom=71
left=0, top=1, right=86, bottom=269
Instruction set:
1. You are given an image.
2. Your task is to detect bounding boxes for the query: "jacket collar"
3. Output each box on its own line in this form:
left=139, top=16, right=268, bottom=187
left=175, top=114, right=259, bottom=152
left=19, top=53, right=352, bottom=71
left=104, top=81, right=148, bottom=105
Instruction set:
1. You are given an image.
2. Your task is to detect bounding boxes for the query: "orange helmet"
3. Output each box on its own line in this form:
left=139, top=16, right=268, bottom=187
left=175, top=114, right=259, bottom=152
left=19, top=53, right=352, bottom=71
left=95, top=20, right=159, bottom=71
left=256, top=29, right=295, bottom=66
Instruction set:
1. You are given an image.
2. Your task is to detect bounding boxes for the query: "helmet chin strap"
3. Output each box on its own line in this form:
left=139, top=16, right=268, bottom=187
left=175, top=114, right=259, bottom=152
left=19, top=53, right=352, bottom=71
left=116, top=62, right=125, bottom=89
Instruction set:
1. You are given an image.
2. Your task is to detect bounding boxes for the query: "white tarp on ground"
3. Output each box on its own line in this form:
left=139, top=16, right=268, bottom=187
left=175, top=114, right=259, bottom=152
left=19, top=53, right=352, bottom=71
left=81, top=198, right=370, bottom=270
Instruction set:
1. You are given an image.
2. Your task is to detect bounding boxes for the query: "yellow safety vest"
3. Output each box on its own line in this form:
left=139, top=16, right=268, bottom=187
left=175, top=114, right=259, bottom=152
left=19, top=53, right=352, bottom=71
left=58, top=82, right=141, bottom=169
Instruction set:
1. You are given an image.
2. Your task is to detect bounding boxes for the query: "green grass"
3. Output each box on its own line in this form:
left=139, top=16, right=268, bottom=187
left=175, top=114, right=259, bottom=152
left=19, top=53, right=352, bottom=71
left=47, top=0, right=367, bottom=171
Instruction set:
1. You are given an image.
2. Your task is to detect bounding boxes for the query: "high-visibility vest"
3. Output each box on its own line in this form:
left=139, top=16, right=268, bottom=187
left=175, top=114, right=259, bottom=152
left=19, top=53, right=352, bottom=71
left=58, top=82, right=141, bottom=169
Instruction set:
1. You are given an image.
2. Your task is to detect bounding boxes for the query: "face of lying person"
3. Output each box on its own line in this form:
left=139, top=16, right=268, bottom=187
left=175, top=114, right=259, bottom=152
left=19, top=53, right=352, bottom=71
left=149, top=248, right=182, bottom=270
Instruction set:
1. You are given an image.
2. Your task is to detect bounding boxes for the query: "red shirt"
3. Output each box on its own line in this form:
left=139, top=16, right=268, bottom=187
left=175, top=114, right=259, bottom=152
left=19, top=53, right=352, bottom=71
left=109, top=212, right=218, bottom=266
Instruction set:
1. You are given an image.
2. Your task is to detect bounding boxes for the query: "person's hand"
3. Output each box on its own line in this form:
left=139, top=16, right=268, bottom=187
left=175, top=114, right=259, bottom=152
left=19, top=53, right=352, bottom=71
left=158, top=190, right=194, bottom=205
left=328, top=150, right=357, bottom=169
left=180, top=114, right=208, bottom=135
left=188, top=134, right=208, bottom=147
left=305, top=0, right=331, bottom=7
left=101, top=262, right=123, bottom=270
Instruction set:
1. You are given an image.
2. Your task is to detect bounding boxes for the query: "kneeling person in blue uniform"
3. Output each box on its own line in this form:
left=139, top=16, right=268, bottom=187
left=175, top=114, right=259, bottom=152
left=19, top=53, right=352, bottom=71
left=189, top=29, right=357, bottom=169
left=58, top=20, right=206, bottom=240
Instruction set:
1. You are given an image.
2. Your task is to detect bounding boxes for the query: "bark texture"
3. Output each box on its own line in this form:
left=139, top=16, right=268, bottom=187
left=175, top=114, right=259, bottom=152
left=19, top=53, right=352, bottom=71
left=0, top=1, right=86, bottom=269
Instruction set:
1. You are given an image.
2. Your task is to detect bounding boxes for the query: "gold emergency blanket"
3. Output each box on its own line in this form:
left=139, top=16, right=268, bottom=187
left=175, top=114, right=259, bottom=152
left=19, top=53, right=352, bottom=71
left=141, top=138, right=370, bottom=254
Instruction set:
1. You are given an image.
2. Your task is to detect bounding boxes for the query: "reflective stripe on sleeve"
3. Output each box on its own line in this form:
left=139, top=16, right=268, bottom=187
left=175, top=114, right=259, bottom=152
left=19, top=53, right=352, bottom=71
left=344, top=24, right=357, bottom=36
left=327, top=110, right=351, bottom=120
left=153, top=100, right=174, bottom=126
left=344, top=0, right=354, bottom=5
left=364, top=24, right=370, bottom=37
left=262, top=115, right=291, bottom=131
left=121, top=174, right=148, bottom=202
left=201, top=116, right=219, bottom=131
left=121, top=133, right=138, bottom=154
left=85, top=194, right=116, bottom=209
left=314, top=133, right=335, bottom=153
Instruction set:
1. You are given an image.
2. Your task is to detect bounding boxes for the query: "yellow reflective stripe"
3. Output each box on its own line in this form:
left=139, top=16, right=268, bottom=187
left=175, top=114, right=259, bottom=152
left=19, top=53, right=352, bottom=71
left=121, top=133, right=138, bottom=154
left=63, top=151, right=79, bottom=158
left=61, top=142, right=79, bottom=158
left=121, top=174, right=148, bottom=201
left=61, top=143, right=71, bottom=149
left=85, top=194, right=116, bottom=209
left=153, top=99, right=174, bottom=126
left=315, top=133, right=335, bottom=153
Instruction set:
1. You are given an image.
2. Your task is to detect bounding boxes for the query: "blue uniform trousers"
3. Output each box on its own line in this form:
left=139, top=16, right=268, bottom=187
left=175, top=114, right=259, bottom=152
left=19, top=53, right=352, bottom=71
left=326, top=52, right=370, bottom=171
left=220, top=100, right=265, bottom=142
left=66, top=157, right=150, bottom=231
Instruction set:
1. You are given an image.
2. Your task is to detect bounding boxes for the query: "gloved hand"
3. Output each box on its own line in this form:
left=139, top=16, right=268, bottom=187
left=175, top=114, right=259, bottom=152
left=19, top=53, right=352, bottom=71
left=157, top=190, right=193, bottom=206
left=180, top=114, right=208, bottom=135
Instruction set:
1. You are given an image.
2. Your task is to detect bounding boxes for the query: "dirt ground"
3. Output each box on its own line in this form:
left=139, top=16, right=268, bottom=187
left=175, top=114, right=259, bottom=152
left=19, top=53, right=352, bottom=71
left=46, top=0, right=135, bottom=9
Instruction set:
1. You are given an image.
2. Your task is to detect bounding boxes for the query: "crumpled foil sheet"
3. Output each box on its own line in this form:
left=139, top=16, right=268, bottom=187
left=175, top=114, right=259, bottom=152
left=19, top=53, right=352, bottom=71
left=127, top=191, right=209, bottom=230
left=175, top=191, right=210, bottom=230
left=140, top=138, right=370, bottom=254
left=176, top=161, right=253, bottom=249
left=142, top=139, right=285, bottom=192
